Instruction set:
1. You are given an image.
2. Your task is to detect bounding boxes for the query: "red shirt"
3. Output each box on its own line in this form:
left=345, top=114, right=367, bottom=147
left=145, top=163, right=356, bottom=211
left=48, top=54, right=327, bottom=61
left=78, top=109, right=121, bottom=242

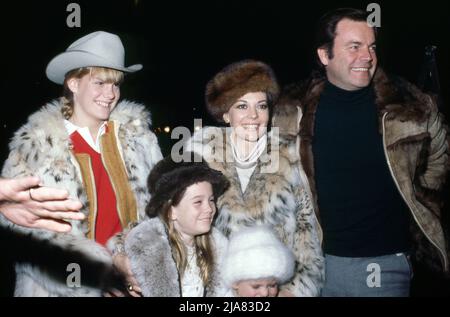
left=70, top=130, right=122, bottom=245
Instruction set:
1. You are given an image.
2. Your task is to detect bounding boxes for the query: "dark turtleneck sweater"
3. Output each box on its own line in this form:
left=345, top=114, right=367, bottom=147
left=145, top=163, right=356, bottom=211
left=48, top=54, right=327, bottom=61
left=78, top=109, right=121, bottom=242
left=313, top=81, right=411, bottom=257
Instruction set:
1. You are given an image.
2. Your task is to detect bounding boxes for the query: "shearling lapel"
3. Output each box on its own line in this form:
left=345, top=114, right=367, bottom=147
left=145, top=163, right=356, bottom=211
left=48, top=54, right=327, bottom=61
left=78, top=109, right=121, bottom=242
left=297, top=68, right=431, bottom=140
left=373, top=70, right=431, bottom=148
left=100, top=121, right=138, bottom=227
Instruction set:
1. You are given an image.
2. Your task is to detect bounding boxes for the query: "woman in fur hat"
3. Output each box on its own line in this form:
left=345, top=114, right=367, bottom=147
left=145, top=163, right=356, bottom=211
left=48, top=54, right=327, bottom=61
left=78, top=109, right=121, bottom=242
left=186, top=60, right=324, bottom=296
left=124, top=152, right=230, bottom=296
left=223, top=225, right=295, bottom=297
left=1, top=31, right=163, bottom=296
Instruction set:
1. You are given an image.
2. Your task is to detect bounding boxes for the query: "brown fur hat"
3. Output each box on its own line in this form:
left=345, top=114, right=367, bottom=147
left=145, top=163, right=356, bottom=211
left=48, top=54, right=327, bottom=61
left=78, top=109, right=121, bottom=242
left=205, top=60, right=280, bottom=123
left=145, top=152, right=230, bottom=217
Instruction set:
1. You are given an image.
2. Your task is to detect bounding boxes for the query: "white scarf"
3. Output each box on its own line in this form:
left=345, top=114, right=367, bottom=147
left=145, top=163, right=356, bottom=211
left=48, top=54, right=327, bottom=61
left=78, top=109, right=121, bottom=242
left=230, top=132, right=267, bottom=169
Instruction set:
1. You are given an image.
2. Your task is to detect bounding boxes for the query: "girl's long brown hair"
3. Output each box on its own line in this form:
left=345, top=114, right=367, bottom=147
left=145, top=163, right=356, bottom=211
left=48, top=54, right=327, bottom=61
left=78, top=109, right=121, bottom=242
left=159, top=190, right=215, bottom=288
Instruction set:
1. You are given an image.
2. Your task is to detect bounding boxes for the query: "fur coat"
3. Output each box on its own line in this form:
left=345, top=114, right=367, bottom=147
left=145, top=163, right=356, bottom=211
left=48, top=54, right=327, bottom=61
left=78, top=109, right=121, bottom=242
left=125, top=216, right=230, bottom=297
left=1, top=99, right=163, bottom=296
left=273, top=68, right=449, bottom=274
left=186, top=127, right=325, bottom=296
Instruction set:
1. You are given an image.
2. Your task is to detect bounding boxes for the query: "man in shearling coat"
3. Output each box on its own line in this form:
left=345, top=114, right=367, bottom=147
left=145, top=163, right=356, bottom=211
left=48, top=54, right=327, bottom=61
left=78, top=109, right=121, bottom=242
left=273, top=8, right=449, bottom=296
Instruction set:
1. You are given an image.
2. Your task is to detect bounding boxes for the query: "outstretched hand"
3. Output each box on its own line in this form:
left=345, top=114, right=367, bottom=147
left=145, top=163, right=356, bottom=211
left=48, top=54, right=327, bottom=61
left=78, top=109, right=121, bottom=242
left=0, top=176, right=84, bottom=232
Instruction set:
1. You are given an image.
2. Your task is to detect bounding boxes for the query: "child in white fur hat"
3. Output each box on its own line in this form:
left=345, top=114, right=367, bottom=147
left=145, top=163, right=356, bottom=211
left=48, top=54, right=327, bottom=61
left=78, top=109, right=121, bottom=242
left=222, top=225, right=295, bottom=297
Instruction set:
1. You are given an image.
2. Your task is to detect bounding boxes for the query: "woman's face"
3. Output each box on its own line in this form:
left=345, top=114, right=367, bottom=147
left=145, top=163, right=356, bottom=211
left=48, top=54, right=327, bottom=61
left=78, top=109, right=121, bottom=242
left=68, top=73, right=120, bottom=126
left=222, top=92, right=269, bottom=143
left=233, top=278, right=279, bottom=297
left=171, top=181, right=216, bottom=244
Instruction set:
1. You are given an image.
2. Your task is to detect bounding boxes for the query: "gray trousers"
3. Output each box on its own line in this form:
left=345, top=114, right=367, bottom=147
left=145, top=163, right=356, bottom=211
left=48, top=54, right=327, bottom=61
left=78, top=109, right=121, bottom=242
left=321, top=253, right=412, bottom=297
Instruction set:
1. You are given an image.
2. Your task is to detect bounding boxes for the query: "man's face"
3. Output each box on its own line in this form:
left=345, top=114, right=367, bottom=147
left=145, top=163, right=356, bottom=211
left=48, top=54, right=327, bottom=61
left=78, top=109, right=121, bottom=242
left=318, top=19, right=377, bottom=91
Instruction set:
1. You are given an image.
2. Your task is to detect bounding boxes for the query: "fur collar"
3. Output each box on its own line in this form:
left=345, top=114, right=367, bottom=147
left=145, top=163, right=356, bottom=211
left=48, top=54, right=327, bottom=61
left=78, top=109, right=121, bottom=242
left=187, top=127, right=301, bottom=236
left=2, top=99, right=162, bottom=234
left=125, top=217, right=229, bottom=297
left=274, top=68, right=433, bottom=137
left=272, top=68, right=436, bottom=225
left=6, top=99, right=154, bottom=163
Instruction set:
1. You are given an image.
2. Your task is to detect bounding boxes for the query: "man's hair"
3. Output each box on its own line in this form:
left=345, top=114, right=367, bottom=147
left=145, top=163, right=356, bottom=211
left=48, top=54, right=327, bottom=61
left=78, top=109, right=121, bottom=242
left=313, top=8, right=377, bottom=77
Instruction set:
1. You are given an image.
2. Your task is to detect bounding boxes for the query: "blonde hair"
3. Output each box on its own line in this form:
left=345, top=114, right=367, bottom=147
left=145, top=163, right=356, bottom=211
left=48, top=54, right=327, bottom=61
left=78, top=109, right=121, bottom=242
left=160, top=199, right=215, bottom=288
left=60, top=67, right=124, bottom=120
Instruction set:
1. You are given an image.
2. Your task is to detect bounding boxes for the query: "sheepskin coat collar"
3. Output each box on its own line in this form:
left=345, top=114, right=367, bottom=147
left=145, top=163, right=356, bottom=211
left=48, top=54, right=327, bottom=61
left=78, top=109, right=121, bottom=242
left=273, top=68, right=449, bottom=274
left=125, top=217, right=230, bottom=297
left=186, top=127, right=325, bottom=296
left=1, top=99, right=163, bottom=296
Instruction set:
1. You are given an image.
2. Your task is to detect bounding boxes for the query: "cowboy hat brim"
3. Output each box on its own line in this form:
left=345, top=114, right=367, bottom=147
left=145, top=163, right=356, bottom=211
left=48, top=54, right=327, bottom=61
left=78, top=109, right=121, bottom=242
left=46, top=50, right=143, bottom=84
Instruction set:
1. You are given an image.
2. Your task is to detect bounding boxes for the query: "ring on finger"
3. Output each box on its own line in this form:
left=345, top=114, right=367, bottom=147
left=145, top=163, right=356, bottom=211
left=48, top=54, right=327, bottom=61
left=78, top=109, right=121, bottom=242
left=29, top=188, right=36, bottom=201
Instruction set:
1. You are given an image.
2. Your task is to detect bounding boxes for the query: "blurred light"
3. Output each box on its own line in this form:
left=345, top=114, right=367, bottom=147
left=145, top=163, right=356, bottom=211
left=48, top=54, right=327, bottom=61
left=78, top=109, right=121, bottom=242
left=164, top=126, right=171, bottom=133
left=194, top=126, right=201, bottom=131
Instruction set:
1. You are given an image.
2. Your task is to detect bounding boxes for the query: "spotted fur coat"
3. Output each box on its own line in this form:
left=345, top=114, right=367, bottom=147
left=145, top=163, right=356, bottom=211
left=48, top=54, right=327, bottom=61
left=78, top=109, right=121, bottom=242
left=186, top=127, right=325, bottom=296
left=1, top=99, right=163, bottom=296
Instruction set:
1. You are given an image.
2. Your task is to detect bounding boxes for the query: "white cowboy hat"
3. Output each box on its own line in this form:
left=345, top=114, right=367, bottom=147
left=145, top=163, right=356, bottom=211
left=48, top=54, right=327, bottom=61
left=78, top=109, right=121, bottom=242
left=46, top=31, right=143, bottom=84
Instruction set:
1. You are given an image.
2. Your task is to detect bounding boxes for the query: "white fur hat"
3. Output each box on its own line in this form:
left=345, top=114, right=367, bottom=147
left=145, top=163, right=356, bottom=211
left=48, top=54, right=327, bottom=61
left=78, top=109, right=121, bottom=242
left=222, top=226, right=295, bottom=286
left=46, top=31, right=142, bottom=84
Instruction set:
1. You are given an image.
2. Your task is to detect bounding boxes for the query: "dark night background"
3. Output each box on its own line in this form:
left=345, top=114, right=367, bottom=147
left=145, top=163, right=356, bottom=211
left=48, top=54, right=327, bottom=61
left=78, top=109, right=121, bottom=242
left=1, top=0, right=449, bottom=296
